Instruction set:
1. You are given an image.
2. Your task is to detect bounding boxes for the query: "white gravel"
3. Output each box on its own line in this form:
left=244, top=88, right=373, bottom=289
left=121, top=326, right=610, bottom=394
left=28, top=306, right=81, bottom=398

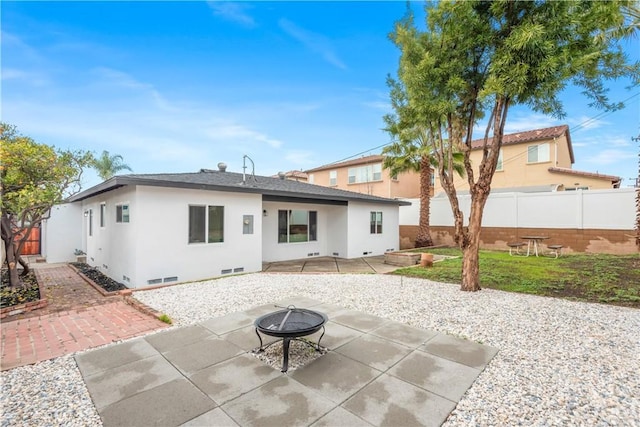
left=2, top=272, right=639, bottom=426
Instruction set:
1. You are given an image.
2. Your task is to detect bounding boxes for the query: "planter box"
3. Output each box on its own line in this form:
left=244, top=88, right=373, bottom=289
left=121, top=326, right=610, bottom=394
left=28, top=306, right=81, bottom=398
left=384, top=252, right=421, bottom=267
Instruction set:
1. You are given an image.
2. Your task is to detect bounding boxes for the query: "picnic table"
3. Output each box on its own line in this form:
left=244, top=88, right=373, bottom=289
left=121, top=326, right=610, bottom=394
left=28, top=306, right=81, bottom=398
left=520, top=236, right=550, bottom=257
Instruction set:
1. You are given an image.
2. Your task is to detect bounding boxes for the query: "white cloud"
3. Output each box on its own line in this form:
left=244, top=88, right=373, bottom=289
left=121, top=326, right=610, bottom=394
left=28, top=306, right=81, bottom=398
left=278, top=18, right=347, bottom=70
left=207, top=2, right=255, bottom=27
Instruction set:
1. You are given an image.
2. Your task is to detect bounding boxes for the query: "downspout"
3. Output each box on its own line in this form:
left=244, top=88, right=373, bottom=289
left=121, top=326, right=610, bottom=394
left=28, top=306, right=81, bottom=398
left=554, top=137, right=558, bottom=166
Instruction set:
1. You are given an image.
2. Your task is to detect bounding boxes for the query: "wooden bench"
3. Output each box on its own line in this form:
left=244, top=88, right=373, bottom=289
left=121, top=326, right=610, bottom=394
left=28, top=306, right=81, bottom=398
left=507, top=242, right=526, bottom=256
left=546, top=244, right=563, bottom=258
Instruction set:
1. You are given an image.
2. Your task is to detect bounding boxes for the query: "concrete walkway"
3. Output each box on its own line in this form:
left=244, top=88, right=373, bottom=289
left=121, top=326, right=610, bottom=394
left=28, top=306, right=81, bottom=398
left=0, top=264, right=168, bottom=371
left=263, top=256, right=399, bottom=274
left=75, top=296, right=498, bottom=427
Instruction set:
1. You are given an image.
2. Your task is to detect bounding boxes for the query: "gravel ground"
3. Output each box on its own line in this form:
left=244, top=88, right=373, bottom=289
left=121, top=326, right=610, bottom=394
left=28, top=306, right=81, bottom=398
left=2, top=272, right=639, bottom=426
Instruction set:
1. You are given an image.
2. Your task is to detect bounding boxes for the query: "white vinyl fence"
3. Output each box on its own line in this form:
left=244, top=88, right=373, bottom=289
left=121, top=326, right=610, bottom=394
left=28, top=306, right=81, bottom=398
left=400, top=188, right=636, bottom=230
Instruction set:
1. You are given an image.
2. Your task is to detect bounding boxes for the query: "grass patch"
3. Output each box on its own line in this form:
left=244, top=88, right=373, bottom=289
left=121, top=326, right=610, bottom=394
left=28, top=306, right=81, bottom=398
left=395, top=248, right=640, bottom=308
left=158, top=313, right=173, bottom=324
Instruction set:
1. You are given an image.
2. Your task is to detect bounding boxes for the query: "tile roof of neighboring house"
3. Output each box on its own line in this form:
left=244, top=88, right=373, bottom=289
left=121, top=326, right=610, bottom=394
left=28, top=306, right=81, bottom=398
left=305, top=155, right=383, bottom=173
left=471, top=124, right=574, bottom=163
left=548, top=167, right=621, bottom=184
left=68, top=169, right=410, bottom=205
left=270, top=170, right=308, bottom=180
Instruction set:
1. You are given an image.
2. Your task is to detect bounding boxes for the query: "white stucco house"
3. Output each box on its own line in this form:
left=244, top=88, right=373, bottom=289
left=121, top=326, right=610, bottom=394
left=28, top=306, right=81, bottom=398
left=45, top=166, right=409, bottom=288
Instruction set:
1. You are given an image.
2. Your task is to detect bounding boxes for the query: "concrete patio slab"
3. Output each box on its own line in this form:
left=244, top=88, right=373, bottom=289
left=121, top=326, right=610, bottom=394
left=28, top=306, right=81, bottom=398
left=162, top=336, right=243, bottom=375
left=74, top=337, right=158, bottom=376
left=201, top=311, right=255, bottom=335
left=388, top=350, right=482, bottom=402
left=332, top=311, right=389, bottom=333
left=310, top=406, right=373, bottom=427
left=144, top=324, right=214, bottom=353
left=371, top=321, right=438, bottom=348
left=343, top=374, right=456, bottom=427
left=82, top=354, right=183, bottom=410
left=221, top=325, right=278, bottom=350
left=180, top=407, right=240, bottom=427
left=76, top=297, right=498, bottom=427
left=335, top=334, right=412, bottom=371
left=221, top=376, right=336, bottom=427
left=420, top=332, right=499, bottom=369
left=290, top=352, right=381, bottom=403
left=189, top=353, right=282, bottom=405
left=306, top=321, right=364, bottom=350
left=100, top=378, right=215, bottom=427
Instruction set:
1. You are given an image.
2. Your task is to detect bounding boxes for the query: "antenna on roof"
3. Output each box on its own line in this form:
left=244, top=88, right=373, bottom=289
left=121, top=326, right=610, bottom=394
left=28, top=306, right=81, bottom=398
left=242, top=155, right=257, bottom=185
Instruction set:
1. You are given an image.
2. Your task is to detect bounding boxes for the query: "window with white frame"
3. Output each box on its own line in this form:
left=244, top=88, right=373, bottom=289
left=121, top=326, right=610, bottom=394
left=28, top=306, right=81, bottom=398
left=329, top=170, right=337, bottom=186
left=308, top=174, right=314, bottom=184
left=370, top=211, right=383, bottom=234
left=496, top=149, right=504, bottom=171
left=527, top=143, right=550, bottom=163
left=188, top=205, right=224, bottom=244
left=278, top=209, right=317, bottom=243
left=348, top=163, right=382, bottom=184
left=100, top=203, right=106, bottom=227
left=116, top=204, right=130, bottom=223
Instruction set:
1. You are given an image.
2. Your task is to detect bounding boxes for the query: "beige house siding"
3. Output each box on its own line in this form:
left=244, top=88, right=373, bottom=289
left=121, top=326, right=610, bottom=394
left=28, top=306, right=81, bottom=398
left=306, top=156, right=421, bottom=199
left=433, top=126, right=618, bottom=192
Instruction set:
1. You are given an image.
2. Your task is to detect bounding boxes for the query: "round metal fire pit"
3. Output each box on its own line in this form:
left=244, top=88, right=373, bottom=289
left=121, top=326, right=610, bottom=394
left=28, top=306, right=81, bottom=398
left=253, top=306, right=328, bottom=372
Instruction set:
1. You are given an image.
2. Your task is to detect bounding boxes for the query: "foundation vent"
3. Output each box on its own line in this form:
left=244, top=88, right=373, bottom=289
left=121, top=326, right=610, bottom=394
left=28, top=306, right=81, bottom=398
left=332, top=252, right=339, bottom=256
left=163, top=276, right=178, bottom=283
left=233, top=267, right=244, bottom=273
left=147, top=278, right=162, bottom=285
left=221, top=268, right=232, bottom=275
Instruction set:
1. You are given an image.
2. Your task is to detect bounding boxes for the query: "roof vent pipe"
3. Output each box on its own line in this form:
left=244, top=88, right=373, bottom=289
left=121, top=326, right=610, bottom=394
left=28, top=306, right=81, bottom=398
left=217, top=162, right=227, bottom=172
left=278, top=171, right=286, bottom=180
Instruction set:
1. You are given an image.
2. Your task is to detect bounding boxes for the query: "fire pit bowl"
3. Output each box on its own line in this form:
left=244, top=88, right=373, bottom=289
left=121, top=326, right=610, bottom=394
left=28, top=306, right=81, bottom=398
left=253, top=306, right=328, bottom=372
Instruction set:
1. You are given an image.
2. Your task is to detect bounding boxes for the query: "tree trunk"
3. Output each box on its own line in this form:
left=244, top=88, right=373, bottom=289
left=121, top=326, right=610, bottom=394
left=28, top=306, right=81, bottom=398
left=1, top=214, right=22, bottom=289
left=460, top=186, right=488, bottom=292
left=415, top=155, right=434, bottom=248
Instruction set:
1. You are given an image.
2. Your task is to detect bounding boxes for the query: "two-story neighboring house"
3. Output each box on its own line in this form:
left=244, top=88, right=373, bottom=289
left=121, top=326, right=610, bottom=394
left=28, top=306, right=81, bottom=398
left=433, top=125, right=621, bottom=193
left=305, top=155, right=422, bottom=199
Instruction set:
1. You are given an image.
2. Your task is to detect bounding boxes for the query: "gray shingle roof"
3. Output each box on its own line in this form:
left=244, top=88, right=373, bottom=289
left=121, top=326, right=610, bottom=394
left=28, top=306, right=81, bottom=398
left=68, top=169, right=410, bottom=206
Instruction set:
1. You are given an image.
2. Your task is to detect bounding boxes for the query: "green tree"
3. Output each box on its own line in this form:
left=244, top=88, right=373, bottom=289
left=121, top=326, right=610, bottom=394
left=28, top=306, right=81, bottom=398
left=92, top=150, right=132, bottom=181
left=390, top=1, right=639, bottom=291
left=383, top=76, right=464, bottom=248
left=0, top=123, right=93, bottom=289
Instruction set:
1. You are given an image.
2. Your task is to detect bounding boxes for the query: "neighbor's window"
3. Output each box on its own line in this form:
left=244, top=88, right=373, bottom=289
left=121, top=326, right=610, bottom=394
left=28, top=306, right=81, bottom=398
left=348, top=163, right=382, bottom=184
left=370, top=211, right=383, bottom=234
left=100, top=203, right=106, bottom=227
left=329, top=170, right=337, bottom=186
left=116, top=204, right=130, bottom=223
left=308, top=174, right=315, bottom=184
left=496, top=149, right=504, bottom=171
left=278, top=209, right=317, bottom=243
left=188, top=205, right=224, bottom=244
left=527, top=143, right=550, bottom=163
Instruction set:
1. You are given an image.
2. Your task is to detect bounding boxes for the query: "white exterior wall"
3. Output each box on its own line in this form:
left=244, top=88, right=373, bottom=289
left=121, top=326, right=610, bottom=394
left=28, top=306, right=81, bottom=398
left=400, top=188, right=635, bottom=230
left=133, top=186, right=263, bottom=288
left=262, top=201, right=347, bottom=262
left=346, top=202, right=399, bottom=258
left=82, top=186, right=138, bottom=286
left=42, top=203, right=83, bottom=263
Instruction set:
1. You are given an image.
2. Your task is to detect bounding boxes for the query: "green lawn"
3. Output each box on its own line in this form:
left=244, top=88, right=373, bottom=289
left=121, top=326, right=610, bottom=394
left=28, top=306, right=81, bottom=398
left=392, top=248, right=640, bottom=308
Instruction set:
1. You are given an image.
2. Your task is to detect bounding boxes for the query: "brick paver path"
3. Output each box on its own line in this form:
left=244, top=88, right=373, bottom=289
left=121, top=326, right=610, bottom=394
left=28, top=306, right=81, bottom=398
left=1, top=264, right=168, bottom=371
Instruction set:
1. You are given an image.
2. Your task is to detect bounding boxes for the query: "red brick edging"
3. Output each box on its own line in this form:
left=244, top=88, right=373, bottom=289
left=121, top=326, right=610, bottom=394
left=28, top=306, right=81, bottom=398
left=67, top=264, right=132, bottom=297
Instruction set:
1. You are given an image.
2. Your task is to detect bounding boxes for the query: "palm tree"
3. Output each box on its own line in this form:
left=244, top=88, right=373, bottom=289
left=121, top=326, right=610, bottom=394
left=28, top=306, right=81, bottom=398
left=92, top=151, right=132, bottom=181
left=383, top=76, right=463, bottom=248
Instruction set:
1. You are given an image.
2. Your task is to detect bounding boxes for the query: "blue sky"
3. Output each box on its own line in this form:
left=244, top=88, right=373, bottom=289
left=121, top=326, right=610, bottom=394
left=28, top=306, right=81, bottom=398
left=2, top=1, right=639, bottom=189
